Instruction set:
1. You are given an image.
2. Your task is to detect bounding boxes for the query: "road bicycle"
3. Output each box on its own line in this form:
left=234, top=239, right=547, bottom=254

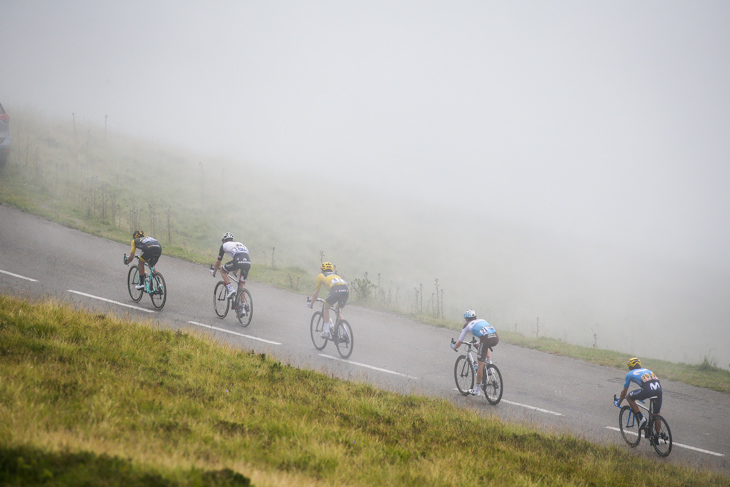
left=125, top=255, right=166, bottom=310
left=614, top=394, right=672, bottom=457
left=451, top=338, right=503, bottom=405
left=212, top=265, right=253, bottom=327
left=308, top=297, right=353, bottom=359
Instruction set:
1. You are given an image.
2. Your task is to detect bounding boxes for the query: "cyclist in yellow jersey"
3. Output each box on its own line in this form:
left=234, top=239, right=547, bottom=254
left=308, top=261, right=349, bottom=339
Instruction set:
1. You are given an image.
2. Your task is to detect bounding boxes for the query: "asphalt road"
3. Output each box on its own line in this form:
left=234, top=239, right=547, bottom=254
left=1, top=204, right=729, bottom=473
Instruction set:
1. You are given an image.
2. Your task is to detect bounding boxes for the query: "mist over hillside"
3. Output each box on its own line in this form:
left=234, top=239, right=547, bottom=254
left=2, top=2, right=729, bottom=370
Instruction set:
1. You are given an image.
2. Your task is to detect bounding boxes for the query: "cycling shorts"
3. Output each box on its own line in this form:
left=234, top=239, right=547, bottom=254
left=477, top=332, right=499, bottom=362
left=326, top=284, right=349, bottom=308
left=140, top=247, right=162, bottom=267
left=628, top=380, right=662, bottom=414
left=223, top=252, right=251, bottom=281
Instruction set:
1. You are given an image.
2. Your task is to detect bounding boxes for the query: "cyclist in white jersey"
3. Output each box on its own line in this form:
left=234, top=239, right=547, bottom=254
left=210, top=232, right=251, bottom=299
left=451, top=310, right=499, bottom=396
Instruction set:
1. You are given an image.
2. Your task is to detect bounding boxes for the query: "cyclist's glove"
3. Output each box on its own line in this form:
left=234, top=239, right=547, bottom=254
left=123, top=254, right=128, bottom=265
left=210, top=268, right=215, bottom=277
left=613, top=399, right=620, bottom=407
left=307, top=302, right=313, bottom=309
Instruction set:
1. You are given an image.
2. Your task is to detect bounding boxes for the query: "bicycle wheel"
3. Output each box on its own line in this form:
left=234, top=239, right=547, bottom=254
left=334, top=319, right=354, bottom=359
left=454, top=355, right=474, bottom=396
left=235, top=288, right=253, bottom=327
left=149, top=271, right=167, bottom=310
left=213, top=281, right=230, bottom=318
left=650, top=415, right=672, bottom=457
left=310, top=311, right=328, bottom=350
left=619, top=406, right=641, bottom=447
left=127, top=266, right=143, bottom=302
left=483, top=363, right=503, bottom=405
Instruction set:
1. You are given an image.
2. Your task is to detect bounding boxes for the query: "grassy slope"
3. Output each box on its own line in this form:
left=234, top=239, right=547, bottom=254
left=1, top=295, right=728, bottom=486
left=1, top=108, right=729, bottom=397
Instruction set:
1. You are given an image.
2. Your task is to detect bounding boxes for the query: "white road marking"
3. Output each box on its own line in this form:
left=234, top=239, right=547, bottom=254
left=1, top=269, right=38, bottom=282
left=67, top=290, right=155, bottom=313
left=604, top=427, right=725, bottom=457
left=187, top=321, right=281, bottom=345
left=318, top=354, right=420, bottom=379
left=501, top=399, right=563, bottom=416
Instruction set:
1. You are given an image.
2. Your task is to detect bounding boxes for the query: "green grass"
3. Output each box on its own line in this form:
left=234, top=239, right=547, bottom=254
left=1, top=295, right=728, bottom=486
left=2, top=108, right=729, bottom=397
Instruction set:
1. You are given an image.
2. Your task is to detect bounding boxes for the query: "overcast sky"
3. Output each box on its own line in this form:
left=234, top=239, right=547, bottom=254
left=2, top=1, right=730, bottom=269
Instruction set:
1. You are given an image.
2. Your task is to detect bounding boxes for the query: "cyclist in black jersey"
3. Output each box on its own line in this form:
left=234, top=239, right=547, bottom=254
left=123, top=230, right=162, bottom=289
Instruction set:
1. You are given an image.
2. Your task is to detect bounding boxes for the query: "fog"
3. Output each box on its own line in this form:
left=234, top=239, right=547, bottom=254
left=2, top=1, right=730, bottom=368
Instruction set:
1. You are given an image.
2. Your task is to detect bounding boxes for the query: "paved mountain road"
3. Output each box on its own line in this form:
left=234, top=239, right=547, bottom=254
left=1, top=204, right=728, bottom=473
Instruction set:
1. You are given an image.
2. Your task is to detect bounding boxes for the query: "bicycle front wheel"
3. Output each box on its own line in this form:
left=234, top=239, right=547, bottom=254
left=127, top=266, right=143, bottom=302
left=334, top=319, right=354, bottom=359
left=149, top=272, right=167, bottom=310
left=619, top=406, right=641, bottom=447
left=213, top=282, right=230, bottom=318
left=235, top=288, right=253, bottom=327
left=483, top=363, right=503, bottom=405
left=650, top=415, right=672, bottom=457
left=454, top=355, right=474, bottom=396
left=310, top=311, right=328, bottom=350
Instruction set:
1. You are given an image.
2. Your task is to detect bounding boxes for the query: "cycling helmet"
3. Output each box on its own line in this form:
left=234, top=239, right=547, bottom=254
left=464, top=310, right=476, bottom=320
left=222, top=232, right=234, bottom=242
left=133, top=230, right=145, bottom=239
left=627, top=357, right=641, bottom=370
left=321, top=261, right=334, bottom=272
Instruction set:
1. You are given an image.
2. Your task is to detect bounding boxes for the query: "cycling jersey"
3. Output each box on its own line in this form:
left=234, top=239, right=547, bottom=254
left=218, top=241, right=250, bottom=261
left=459, top=319, right=499, bottom=361
left=623, top=368, right=659, bottom=389
left=130, top=236, right=162, bottom=267
left=458, top=319, right=496, bottom=342
left=218, top=241, right=251, bottom=281
left=625, top=367, right=662, bottom=413
left=315, top=272, right=349, bottom=307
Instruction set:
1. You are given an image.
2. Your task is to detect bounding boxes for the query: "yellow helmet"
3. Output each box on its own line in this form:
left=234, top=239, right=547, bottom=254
left=627, top=357, right=641, bottom=370
left=133, top=230, right=145, bottom=239
left=321, top=261, right=334, bottom=272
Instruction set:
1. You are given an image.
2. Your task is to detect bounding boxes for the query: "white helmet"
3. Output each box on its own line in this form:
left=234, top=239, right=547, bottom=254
left=222, top=232, right=234, bottom=242
left=464, top=310, right=476, bottom=320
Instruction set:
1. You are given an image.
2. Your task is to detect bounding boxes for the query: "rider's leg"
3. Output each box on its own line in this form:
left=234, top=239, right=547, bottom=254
left=136, top=260, right=147, bottom=288
left=476, top=360, right=485, bottom=384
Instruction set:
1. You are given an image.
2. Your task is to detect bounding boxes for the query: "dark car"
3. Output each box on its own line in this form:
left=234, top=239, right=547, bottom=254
left=0, top=102, right=11, bottom=169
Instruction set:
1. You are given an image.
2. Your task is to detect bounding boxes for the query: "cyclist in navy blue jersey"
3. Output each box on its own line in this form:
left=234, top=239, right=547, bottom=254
left=615, top=357, right=663, bottom=431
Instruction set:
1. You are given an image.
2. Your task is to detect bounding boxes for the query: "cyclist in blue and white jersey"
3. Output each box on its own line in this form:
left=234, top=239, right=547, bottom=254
left=210, top=232, right=251, bottom=300
left=615, top=357, right=663, bottom=431
left=451, top=310, right=499, bottom=396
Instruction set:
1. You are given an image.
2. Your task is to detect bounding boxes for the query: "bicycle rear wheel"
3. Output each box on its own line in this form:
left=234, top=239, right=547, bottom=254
left=454, top=355, right=474, bottom=395
left=650, top=415, right=672, bottom=457
left=149, top=272, right=166, bottom=310
left=483, top=363, right=503, bottom=405
left=334, top=319, right=354, bottom=359
left=619, top=406, right=641, bottom=447
left=310, top=311, right=328, bottom=350
left=213, top=281, right=230, bottom=318
left=235, top=288, right=253, bottom=327
left=127, top=266, right=143, bottom=302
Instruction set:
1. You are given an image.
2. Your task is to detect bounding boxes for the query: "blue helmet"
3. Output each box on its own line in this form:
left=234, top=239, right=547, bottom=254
left=464, top=310, right=476, bottom=320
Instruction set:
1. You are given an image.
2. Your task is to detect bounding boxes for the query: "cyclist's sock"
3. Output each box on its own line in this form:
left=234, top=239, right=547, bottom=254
left=227, top=284, right=235, bottom=293
left=138, top=274, right=146, bottom=284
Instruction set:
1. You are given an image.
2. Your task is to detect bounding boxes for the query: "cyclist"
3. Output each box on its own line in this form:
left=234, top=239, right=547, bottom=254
left=451, top=310, right=499, bottom=396
left=123, top=230, right=162, bottom=289
left=308, top=261, right=349, bottom=339
left=210, top=232, right=251, bottom=303
left=615, top=357, right=663, bottom=433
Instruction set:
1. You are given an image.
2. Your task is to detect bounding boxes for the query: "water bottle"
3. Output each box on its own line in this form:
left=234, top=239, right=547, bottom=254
left=473, top=361, right=478, bottom=374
